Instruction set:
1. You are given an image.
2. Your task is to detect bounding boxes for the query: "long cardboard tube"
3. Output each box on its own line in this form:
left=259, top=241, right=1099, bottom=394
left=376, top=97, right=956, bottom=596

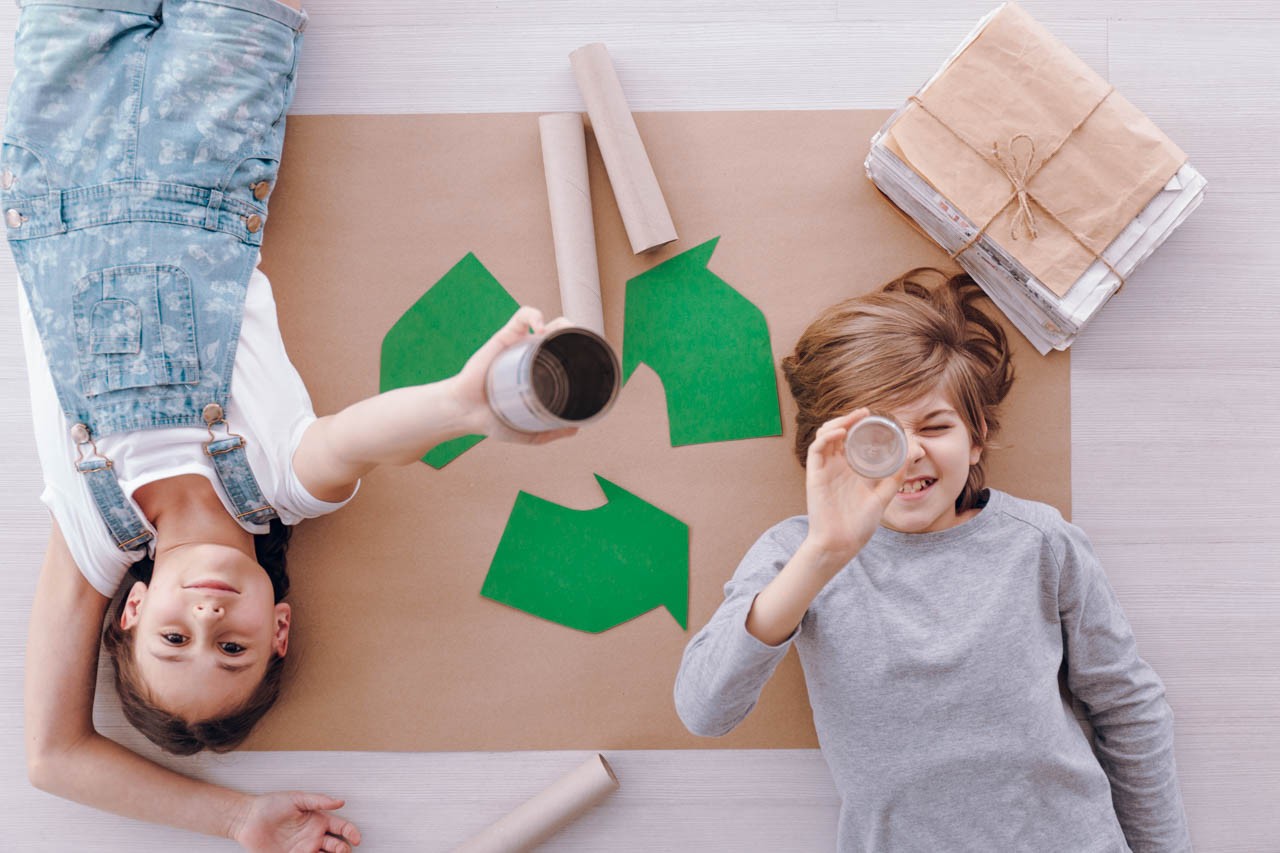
left=539, top=113, right=605, bottom=336
left=453, top=754, right=620, bottom=852
left=569, top=42, right=677, bottom=254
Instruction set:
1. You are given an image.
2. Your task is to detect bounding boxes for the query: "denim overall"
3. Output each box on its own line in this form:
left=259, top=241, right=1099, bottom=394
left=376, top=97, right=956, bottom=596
left=4, top=0, right=307, bottom=550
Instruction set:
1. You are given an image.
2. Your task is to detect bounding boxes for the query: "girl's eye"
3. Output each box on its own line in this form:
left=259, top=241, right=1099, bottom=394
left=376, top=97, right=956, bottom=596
left=921, top=424, right=950, bottom=433
left=220, top=642, right=246, bottom=655
left=162, top=633, right=187, bottom=645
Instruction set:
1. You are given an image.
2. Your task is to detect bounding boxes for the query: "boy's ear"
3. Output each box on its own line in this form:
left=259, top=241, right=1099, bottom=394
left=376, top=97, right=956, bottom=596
left=969, top=442, right=984, bottom=467
left=120, top=580, right=148, bottom=630
left=272, top=602, right=291, bottom=658
left=970, top=413, right=988, bottom=466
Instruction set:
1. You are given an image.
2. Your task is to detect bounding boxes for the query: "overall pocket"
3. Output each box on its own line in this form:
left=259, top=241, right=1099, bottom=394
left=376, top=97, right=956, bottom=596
left=75, top=264, right=200, bottom=397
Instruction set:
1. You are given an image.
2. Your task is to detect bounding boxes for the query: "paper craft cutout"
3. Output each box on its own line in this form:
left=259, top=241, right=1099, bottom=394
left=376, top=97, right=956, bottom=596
left=380, top=253, right=519, bottom=468
left=482, top=475, right=689, bottom=633
left=622, top=237, right=782, bottom=446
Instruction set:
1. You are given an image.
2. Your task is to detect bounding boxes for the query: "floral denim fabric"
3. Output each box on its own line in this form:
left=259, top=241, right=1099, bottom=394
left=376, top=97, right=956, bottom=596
left=5, top=0, right=306, bottom=543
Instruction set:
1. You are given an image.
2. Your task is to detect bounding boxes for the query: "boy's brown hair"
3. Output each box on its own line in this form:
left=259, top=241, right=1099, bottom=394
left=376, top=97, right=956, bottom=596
left=780, top=269, right=1015, bottom=512
left=100, top=520, right=292, bottom=755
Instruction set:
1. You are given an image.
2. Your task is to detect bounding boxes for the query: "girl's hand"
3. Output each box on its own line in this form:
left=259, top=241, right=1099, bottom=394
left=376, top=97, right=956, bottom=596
left=452, top=306, right=579, bottom=445
left=803, top=409, right=907, bottom=567
left=232, top=792, right=361, bottom=853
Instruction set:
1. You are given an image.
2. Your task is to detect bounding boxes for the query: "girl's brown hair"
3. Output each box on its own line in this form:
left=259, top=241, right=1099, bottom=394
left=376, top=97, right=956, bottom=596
left=100, top=520, right=292, bottom=756
left=780, top=269, right=1015, bottom=512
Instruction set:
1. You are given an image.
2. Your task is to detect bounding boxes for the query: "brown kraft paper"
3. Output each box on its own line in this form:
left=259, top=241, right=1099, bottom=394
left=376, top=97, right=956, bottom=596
left=882, top=2, right=1186, bottom=296
left=252, top=109, right=1070, bottom=752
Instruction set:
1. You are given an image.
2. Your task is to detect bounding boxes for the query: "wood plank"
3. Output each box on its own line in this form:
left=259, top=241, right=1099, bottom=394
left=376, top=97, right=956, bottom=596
left=839, top=0, right=1280, bottom=22
left=1069, top=193, right=1280, bottom=370
left=287, top=20, right=1106, bottom=114
left=1108, top=20, right=1280, bottom=194
left=1070, top=368, right=1280, bottom=543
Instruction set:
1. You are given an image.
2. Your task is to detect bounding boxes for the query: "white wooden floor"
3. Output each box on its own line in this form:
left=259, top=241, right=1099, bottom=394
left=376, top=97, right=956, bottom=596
left=2, top=1, right=1278, bottom=850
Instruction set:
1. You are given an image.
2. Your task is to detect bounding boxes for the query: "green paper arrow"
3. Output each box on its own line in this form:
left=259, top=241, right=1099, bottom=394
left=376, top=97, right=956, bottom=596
left=622, top=237, right=782, bottom=446
left=380, top=253, right=519, bottom=468
left=482, top=475, right=689, bottom=633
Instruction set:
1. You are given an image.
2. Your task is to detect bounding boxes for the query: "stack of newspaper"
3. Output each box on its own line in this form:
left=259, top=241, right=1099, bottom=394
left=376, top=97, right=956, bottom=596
left=864, top=6, right=1207, bottom=354
left=866, top=142, right=1206, bottom=353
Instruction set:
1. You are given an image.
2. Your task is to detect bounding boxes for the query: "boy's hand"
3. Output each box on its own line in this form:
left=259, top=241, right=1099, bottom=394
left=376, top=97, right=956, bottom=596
left=803, top=409, right=906, bottom=568
left=232, top=791, right=361, bottom=853
left=453, top=306, right=580, bottom=445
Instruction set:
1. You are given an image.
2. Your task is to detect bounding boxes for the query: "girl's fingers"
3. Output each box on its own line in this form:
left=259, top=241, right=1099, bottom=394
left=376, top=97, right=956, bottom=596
left=500, top=307, right=546, bottom=343
left=320, top=836, right=350, bottom=853
left=296, top=794, right=344, bottom=812
left=327, top=815, right=362, bottom=845
left=543, top=315, right=576, bottom=334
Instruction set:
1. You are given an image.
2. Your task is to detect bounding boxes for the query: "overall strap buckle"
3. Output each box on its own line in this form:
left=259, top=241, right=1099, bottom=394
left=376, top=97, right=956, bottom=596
left=70, top=422, right=153, bottom=551
left=201, top=403, right=279, bottom=525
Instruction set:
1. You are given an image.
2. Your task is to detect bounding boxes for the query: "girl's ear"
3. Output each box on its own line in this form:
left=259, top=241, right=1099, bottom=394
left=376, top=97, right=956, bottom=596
left=120, top=580, right=148, bottom=630
left=272, top=602, right=291, bottom=658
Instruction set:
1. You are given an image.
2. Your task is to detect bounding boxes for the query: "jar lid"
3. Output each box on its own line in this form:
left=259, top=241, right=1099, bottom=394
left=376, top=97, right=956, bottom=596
left=844, top=414, right=907, bottom=479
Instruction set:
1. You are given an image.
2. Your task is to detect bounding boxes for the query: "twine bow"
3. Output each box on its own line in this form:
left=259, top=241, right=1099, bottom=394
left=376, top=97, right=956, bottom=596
left=993, top=133, right=1038, bottom=241
left=903, top=92, right=1131, bottom=295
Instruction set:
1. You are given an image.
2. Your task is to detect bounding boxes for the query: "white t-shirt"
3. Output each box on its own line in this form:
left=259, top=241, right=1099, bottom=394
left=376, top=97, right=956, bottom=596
left=19, top=266, right=357, bottom=598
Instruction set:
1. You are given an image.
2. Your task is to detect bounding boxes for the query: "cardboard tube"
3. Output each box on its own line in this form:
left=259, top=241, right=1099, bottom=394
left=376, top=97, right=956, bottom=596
left=539, top=113, right=605, bottom=336
left=569, top=43, right=677, bottom=254
left=454, top=754, right=620, bottom=852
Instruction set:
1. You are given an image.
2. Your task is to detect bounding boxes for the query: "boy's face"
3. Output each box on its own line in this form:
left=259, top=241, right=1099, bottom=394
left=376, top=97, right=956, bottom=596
left=878, top=391, right=983, bottom=534
left=120, top=544, right=290, bottom=720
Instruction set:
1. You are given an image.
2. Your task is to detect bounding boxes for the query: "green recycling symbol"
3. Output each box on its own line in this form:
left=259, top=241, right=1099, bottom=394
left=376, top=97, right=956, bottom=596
left=380, top=238, right=782, bottom=633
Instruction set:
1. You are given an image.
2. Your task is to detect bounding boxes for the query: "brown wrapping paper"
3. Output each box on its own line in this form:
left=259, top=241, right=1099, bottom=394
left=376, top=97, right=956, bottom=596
left=569, top=43, right=678, bottom=254
left=882, top=2, right=1186, bottom=296
left=539, top=113, right=605, bottom=335
left=251, top=110, right=1069, bottom=752
left=454, top=754, right=619, bottom=852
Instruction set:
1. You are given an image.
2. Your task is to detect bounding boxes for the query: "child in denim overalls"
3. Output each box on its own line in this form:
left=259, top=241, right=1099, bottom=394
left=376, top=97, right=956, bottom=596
left=9, top=0, right=571, bottom=847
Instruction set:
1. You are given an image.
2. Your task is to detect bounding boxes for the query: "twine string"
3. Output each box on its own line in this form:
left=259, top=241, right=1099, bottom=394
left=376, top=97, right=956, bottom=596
left=993, top=133, right=1038, bottom=241
left=903, top=94, right=1128, bottom=293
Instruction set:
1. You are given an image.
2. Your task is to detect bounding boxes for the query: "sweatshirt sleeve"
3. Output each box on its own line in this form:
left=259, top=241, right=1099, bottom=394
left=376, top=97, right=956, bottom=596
left=1056, top=522, right=1193, bottom=853
left=674, top=519, right=806, bottom=738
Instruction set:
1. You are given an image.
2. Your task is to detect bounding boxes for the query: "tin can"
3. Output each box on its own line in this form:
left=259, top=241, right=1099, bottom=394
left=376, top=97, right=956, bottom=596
left=844, top=413, right=907, bottom=479
left=486, top=327, right=621, bottom=433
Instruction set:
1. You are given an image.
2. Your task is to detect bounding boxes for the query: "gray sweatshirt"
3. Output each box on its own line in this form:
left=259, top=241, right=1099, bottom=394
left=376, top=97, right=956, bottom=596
left=675, top=490, right=1191, bottom=852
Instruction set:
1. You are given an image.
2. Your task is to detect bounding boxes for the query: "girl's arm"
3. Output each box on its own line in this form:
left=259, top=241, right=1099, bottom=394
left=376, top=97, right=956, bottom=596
left=293, top=306, right=575, bottom=502
left=745, top=410, right=904, bottom=645
left=25, top=521, right=361, bottom=851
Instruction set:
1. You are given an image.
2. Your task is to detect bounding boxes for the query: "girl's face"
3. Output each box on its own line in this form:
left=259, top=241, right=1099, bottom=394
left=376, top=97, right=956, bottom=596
left=878, top=391, right=983, bottom=534
left=120, top=544, right=289, bottom=720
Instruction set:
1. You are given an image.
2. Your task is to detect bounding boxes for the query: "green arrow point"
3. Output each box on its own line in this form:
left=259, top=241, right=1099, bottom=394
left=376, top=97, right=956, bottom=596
left=481, top=475, right=689, bottom=633
left=622, top=237, right=782, bottom=447
left=379, top=253, right=519, bottom=469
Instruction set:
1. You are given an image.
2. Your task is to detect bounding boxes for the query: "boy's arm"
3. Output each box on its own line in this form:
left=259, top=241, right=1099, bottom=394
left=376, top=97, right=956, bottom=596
left=1058, top=525, right=1193, bottom=853
left=676, top=412, right=905, bottom=736
left=26, top=521, right=360, bottom=851
left=746, top=410, right=904, bottom=645
left=293, top=306, right=574, bottom=502
left=674, top=526, right=805, bottom=737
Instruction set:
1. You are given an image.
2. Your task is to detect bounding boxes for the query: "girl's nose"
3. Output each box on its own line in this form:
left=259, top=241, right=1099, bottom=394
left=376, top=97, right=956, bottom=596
left=193, top=601, right=225, bottom=619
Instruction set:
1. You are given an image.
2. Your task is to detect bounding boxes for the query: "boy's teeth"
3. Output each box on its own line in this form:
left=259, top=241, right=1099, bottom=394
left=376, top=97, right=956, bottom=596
left=899, top=478, right=934, bottom=494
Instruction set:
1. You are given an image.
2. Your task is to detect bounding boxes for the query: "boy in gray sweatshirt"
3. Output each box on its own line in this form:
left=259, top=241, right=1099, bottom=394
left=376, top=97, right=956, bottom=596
left=674, top=271, right=1191, bottom=852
